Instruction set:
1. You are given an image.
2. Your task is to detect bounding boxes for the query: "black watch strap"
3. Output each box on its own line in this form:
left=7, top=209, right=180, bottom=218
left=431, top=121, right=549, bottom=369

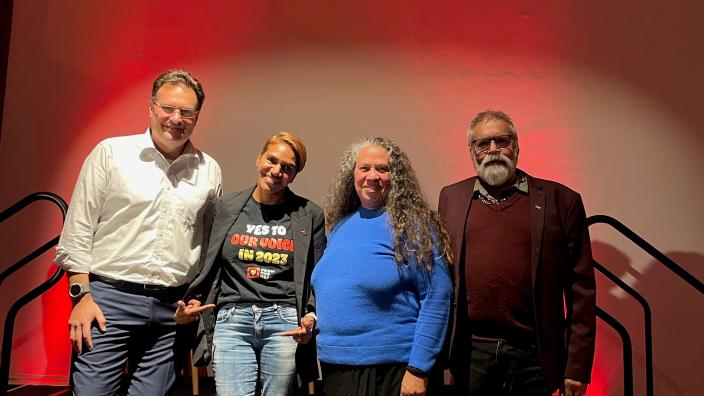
left=406, top=365, right=428, bottom=377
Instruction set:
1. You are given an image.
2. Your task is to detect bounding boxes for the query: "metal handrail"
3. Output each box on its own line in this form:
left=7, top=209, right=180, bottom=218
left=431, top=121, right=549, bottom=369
left=587, top=214, right=704, bottom=396
left=596, top=307, right=634, bottom=396
left=593, top=258, right=652, bottom=396
left=0, top=192, right=68, bottom=394
left=587, top=214, right=703, bottom=294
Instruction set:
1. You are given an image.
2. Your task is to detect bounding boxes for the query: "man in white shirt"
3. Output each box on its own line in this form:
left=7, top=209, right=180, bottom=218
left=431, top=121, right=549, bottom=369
left=55, top=69, right=222, bottom=395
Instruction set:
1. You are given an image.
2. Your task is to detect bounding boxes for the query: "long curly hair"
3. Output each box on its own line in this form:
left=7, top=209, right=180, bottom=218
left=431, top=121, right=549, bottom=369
left=325, top=137, right=453, bottom=268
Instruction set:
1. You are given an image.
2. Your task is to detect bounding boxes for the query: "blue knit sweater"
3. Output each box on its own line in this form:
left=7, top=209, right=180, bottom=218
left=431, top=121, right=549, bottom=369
left=311, top=208, right=452, bottom=373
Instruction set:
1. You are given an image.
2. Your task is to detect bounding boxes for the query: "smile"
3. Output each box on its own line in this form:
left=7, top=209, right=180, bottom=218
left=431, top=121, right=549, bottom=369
left=264, top=175, right=282, bottom=184
left=164, top=125, right=185, bottom=134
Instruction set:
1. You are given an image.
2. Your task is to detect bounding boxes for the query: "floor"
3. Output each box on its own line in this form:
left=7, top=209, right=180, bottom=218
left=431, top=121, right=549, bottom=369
left=6, top=377, right=217, bottom=395
left=7, top=377, right=454, bottom=395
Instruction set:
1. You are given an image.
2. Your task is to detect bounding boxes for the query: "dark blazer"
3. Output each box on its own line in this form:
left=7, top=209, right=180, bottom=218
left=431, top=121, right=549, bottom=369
left=184, top=186, right=326, bottom=385
left=438, top=174, right=595, bottom=392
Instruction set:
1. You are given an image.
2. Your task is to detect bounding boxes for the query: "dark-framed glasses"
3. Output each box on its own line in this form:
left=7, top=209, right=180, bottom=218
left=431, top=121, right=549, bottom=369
left=471, top=135, right=514, bottom=154
left=152, top=101, right=199, bottom=119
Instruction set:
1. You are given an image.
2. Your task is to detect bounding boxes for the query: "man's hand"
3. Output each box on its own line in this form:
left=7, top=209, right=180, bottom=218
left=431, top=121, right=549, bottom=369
left=562, top=378, right=588, bottom=396
left=280, top=313, right=316, bottom=344
left=68, top=294, right=106, bottom=354
left=173, top=299, right=215, bottom=324
left=400, top=370, right=427, bottom=396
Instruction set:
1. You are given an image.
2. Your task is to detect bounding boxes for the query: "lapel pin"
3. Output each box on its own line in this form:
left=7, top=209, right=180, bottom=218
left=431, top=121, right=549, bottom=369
left=535, top=204, right=542, bottom=210
left=300, top=230, right=308, bottom=235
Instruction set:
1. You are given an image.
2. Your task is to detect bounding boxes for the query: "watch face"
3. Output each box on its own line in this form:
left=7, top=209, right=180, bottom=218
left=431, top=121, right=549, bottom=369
left=69, top=283, right=83, bottom=297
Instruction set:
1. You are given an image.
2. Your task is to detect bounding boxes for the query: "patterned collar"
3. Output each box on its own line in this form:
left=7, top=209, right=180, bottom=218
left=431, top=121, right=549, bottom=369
left=473, top=169, right=529, bottom=204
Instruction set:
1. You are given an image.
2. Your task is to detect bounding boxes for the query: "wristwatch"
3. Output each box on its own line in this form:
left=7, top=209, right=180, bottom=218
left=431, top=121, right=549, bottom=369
left=69, top=283, right=91, bottom=298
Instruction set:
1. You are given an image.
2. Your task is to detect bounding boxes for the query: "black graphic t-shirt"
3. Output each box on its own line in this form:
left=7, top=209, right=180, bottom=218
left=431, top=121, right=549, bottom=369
left=218, top=197, right=296, bottom=307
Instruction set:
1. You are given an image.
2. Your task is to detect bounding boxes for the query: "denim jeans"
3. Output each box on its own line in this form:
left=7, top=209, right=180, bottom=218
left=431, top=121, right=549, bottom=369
left=213, top=303, right=299, bottom=396
left=466, top=338, right=550, bottom=396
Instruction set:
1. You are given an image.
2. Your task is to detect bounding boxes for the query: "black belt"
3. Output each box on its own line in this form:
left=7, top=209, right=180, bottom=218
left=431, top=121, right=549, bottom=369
left=90, top=273, right=186, bottom=296
left=471, top=335, right=537, bottom=349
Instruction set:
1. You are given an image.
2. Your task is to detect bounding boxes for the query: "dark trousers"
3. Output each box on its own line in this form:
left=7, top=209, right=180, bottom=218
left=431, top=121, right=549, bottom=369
left=455, top=339, right=549, bottom=396
left=321, top=362, right=411, bottom=396
left=71, top=279, right=188, bottom=396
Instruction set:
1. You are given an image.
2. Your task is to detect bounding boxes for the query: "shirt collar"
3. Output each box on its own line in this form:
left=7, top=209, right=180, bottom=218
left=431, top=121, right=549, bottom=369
left=473, top=169, right=528, bottom=200
left=141, top=128, right=201, bottom=162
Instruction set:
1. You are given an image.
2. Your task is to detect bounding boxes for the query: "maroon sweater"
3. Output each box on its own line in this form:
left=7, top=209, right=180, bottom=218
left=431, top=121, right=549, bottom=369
left=465, top=192, right=536, bottom=342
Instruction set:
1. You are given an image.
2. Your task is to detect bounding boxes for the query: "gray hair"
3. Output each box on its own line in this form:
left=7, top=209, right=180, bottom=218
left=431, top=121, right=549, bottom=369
left=467, top=110, right=518, bottom=145
left=325, top=137, right=453, bottom=268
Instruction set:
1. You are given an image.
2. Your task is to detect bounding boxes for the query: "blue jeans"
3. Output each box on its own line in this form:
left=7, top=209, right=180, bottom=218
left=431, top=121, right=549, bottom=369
left=213, top=303, right=299, bottom=396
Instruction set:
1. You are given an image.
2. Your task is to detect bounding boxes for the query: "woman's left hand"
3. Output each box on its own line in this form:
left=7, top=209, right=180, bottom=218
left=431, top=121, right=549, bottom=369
left=280, top=313, right=316, bottom=344
left=173, top=299, right=215, bottom=324
left=400, top=370, right=427, bottom=396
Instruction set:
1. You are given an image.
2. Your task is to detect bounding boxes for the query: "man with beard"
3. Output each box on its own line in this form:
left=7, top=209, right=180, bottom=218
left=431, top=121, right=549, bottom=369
left=437, top=110, right=595, bottom=396
left=55, top=69, right=222, bottom=395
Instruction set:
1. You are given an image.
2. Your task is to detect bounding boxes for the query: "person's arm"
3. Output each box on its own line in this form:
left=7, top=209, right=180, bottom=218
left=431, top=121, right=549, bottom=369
left=67, top=272, right=106, bottom=354
left=400, top=369, right=429, bottom=396
left=402, top=252, right=453, bottom=395
left=305, top=208, right=326, bottom=313
left=176, top=182, right=224, bottom=325
left=562, top=194, right=596, bottom=386
left=55, top=142, right=109, bottom=274
left=562, top=378, right=588, bottom=396
left=173, top=299, right=216, bottom=324
left=282, top=207, right=326, bottom=343
left=55, top=142, right=110, bottom=353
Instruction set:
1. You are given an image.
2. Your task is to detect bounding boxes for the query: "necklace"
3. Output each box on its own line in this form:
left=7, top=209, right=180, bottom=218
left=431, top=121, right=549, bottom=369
left=478, top=192, right=513, bottom=205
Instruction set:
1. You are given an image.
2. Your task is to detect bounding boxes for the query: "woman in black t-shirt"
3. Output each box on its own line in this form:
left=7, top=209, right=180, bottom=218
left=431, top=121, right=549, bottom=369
left=176, top=132, right=325, bottom=395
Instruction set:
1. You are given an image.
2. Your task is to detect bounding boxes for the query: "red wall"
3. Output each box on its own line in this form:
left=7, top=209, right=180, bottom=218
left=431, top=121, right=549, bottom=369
left=1, top=1, right=702, bottom=394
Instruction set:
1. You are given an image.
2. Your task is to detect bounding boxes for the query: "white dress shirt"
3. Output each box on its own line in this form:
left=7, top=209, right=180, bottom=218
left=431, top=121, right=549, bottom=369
left=55, top=129, right=222, bottom=286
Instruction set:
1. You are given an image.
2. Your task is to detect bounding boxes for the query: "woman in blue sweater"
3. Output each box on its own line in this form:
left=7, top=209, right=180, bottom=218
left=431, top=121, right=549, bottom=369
left=312, top=137, right=453, bottom=396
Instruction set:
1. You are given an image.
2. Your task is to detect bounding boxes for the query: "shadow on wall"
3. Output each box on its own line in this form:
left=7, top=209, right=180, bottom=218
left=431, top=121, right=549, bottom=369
left=592, top=241, right=703, bottom=396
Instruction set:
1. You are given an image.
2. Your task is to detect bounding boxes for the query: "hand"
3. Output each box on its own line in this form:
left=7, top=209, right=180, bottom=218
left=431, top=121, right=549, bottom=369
left=68, top=294, right=106, bottom=354
left=400, top=370, right=427, bottom=396
left=173, top=299, right=215, bottom=324
left=562, top=378, right=588, bottom=396
left=280, top=313, right=316, bottom=344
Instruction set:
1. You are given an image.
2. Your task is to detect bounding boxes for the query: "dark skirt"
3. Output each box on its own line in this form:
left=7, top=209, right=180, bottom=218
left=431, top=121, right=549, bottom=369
left=321, top=362, right=430, bottom=396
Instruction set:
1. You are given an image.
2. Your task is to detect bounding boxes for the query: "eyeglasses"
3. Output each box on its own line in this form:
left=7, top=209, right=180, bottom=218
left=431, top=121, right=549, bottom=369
left=152, top=101, right=199, bottom=120
left=471, top=135, right=514, bottom=154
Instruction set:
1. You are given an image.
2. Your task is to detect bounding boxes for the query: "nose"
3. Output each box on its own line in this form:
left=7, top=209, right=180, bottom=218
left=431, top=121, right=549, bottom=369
left=486, top=139, right=501, bottom=154
left=168, top=111, right=184, bottom=123
left=367, top=169, right=380, bottom=180
left=271, top=164, right=282, bottom=176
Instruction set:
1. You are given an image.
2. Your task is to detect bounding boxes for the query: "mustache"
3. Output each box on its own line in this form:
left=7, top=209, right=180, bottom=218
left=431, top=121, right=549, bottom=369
left=481, top=153, right=510, bottom=167
left=473, top=151, right=516, bottom=187
left=163, top=122, right=184, bottom=129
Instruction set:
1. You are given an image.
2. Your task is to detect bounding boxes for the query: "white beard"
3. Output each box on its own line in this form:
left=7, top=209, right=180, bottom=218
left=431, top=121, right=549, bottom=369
left=472, top=152, right=517, bottom=187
